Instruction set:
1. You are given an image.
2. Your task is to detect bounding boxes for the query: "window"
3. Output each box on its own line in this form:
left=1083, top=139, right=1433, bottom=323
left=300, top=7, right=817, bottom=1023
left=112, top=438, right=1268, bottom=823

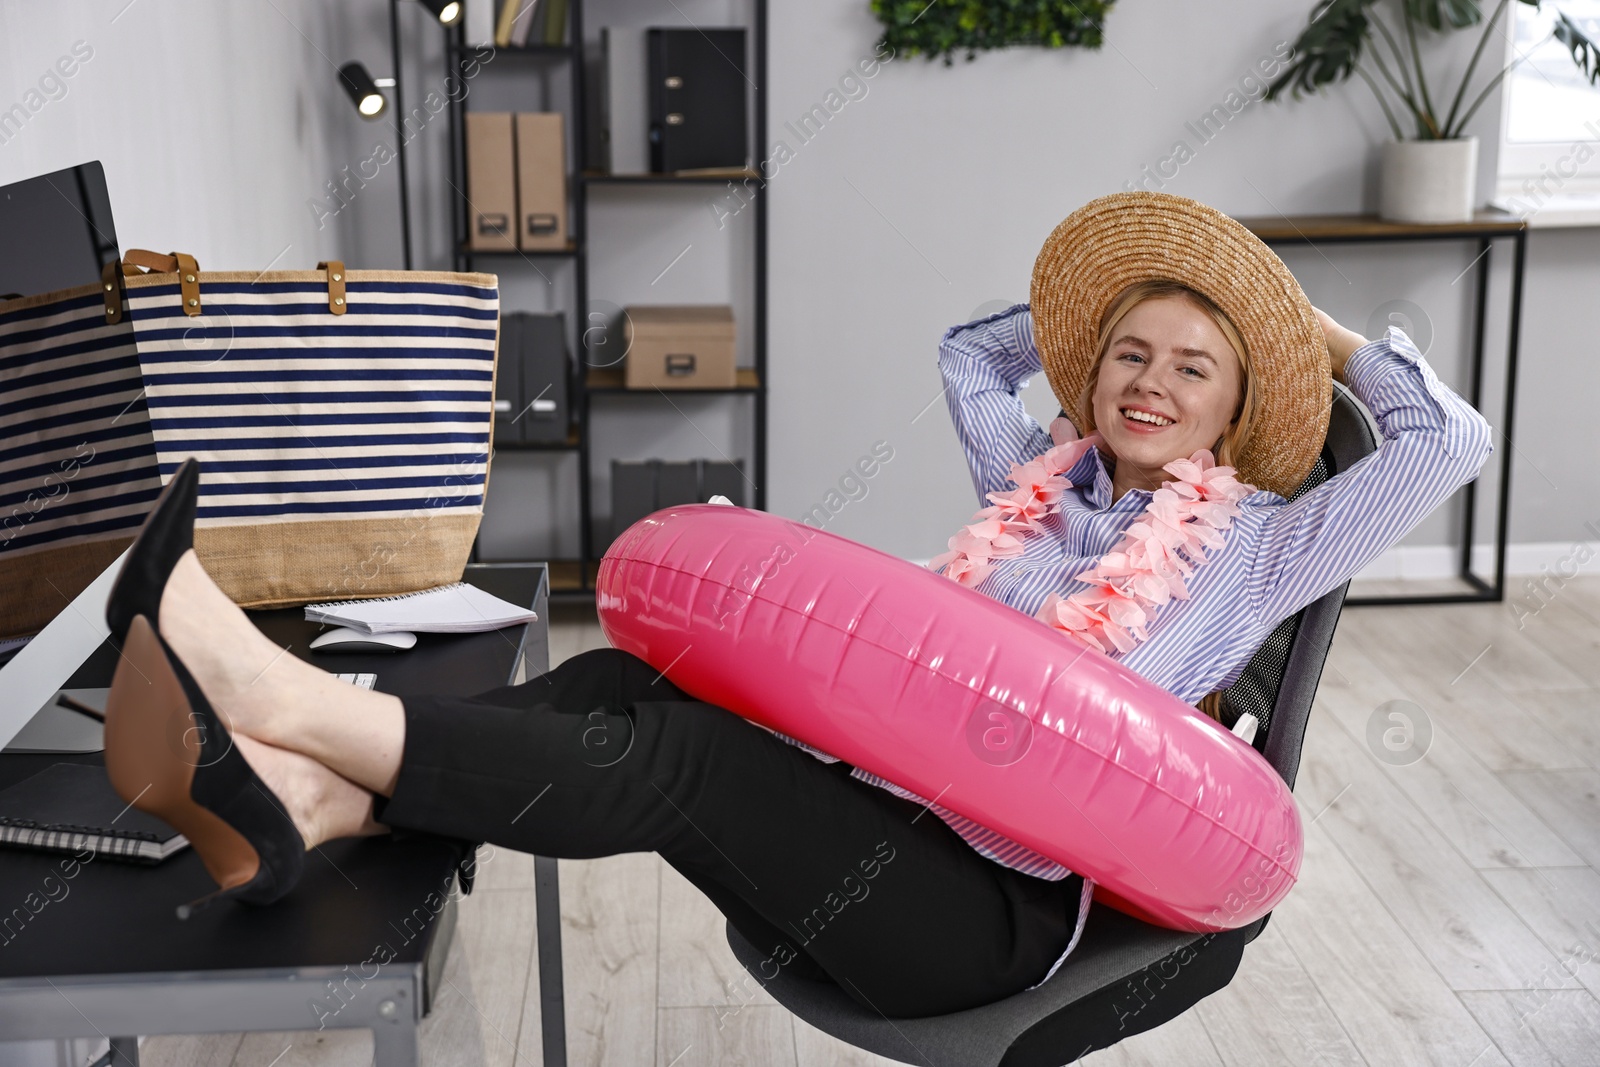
left=1496, top=0, right=1600, bottom=205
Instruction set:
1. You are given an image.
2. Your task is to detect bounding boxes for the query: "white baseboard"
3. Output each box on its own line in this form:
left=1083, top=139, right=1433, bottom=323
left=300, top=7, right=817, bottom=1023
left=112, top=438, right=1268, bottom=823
left=905, top=541, right=1600, bottom=582
left=1352, top=541, right=1600, bottom=581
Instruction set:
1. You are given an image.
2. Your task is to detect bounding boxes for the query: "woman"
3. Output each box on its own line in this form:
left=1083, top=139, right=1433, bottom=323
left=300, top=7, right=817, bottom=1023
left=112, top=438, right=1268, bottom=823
left=98, top=192, right=1492, bottom=1020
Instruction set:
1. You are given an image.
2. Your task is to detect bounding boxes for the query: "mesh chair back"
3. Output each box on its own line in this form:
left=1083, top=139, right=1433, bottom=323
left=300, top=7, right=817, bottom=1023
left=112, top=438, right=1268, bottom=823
left=1216, top=452, right=1328, bottom=751
left=1218, top=383, right=1376, bottom=790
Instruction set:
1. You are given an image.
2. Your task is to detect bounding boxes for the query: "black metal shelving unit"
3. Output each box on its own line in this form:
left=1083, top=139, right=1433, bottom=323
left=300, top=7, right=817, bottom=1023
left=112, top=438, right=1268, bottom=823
left=443, top=0, right=768, bottom=598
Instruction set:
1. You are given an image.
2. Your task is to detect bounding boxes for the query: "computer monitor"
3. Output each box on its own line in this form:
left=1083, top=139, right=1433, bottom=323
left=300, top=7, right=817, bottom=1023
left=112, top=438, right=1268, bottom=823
left=0, top=161, right=162, bottom=750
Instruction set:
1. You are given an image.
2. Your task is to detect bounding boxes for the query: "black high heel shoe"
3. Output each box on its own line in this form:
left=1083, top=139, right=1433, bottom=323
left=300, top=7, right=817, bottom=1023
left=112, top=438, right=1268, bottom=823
left=106, top=457, right=201, bottom=641
left=103, top=614, right=306, bottom=917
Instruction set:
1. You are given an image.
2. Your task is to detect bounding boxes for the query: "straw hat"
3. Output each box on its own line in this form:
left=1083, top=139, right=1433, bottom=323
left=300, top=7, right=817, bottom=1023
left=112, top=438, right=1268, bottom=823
left=1030, top=190, right=1331, bottom=498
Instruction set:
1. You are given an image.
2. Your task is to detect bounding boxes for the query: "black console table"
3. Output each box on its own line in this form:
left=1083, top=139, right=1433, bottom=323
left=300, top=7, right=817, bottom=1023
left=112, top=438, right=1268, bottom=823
left=0, top=562, right=553, bottom=1067
left=1238, top=209, right=1527, bottom=606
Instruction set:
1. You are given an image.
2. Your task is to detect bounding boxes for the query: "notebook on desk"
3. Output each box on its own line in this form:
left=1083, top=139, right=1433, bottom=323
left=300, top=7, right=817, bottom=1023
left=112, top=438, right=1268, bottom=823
left=0, top=763, right=188, bottom=864
left=304, top=582, right=538, bottom=635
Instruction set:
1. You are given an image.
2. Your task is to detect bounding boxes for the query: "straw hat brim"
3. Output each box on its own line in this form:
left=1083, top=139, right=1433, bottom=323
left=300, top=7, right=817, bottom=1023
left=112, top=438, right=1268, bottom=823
left=1029, top=191, right=1331, bottom=498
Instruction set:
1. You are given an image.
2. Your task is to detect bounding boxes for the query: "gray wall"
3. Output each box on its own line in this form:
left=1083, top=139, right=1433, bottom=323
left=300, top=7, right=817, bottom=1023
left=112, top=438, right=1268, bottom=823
left=757, top=0, right=1595, bottom=562
left=0, top=0, right=354, bottom=274
left=5, top=0, right=1592, bottom=564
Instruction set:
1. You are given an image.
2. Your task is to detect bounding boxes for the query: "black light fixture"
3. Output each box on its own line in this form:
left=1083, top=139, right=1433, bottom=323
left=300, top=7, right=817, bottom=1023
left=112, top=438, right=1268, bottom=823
left=338, top=62, right=387, bottom=119
left=330, top=0, right=458, bottom=270
left=419, top=0, right=463, bottom=26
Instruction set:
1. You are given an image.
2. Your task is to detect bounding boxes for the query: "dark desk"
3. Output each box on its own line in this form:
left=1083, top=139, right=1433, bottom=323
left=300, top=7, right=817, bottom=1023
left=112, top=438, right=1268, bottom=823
left=0, top=563, right=550, bottom=1067
left=1236, top=209, right=1527, bottom=606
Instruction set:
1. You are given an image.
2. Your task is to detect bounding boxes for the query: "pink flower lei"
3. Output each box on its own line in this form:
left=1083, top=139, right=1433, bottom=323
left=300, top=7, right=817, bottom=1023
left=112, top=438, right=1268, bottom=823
left=929, top=416, right=1256, bottom=656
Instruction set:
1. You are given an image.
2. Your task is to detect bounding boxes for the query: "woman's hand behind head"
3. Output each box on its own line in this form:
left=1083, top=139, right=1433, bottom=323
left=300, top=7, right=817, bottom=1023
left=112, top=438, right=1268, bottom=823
left=1310, top=306, right=1369, bottom=384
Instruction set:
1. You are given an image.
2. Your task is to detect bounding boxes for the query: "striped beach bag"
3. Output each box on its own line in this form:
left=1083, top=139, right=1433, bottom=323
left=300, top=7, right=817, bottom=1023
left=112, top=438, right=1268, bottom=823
left=0, top=268, right=158, bottom=639
left=2, top=251, right=501, bottom=626
left=1, top=249, right=499, bottom=630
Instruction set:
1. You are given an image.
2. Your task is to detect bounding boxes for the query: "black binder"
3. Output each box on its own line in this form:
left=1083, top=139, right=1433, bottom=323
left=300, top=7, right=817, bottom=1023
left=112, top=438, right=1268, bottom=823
left=610, top=459, right=746, bottom=544
left=647, top=28, right=749, bottom=173
left=496, top=312, right=571, bottom=445
left=494, top=312, right=524, bottom=442
left=517, top=312, right=570, bottom=444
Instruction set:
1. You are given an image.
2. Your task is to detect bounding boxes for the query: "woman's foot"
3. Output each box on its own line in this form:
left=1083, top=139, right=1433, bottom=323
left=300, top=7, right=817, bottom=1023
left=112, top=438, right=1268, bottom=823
left=232, top=732, right=390, bottom=848
left=104, top=615, right=308, bottom=916
left=105, top=458, right=201, bottom=642
left=149, top=549, right=313, bottom=743
left=104, top=457, right=297, bottom=742
left=105, top=457, right=411, bottom=796
left=152, top=551, right=408, bottom=795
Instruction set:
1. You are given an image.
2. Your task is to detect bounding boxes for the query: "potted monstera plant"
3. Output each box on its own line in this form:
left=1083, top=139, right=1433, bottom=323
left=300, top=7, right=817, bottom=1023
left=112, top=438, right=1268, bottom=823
left=1267, top=0, right=1600, bottom=222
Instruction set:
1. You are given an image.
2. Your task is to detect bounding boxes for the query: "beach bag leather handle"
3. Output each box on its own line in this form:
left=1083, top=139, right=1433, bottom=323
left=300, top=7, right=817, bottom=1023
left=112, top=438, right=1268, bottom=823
left=108, top=252, right=349, bottom=319
left=317, top=261, right=347, bottom=316
left=100, top=259, right=125, bottom=324
left=119, top=249, right=203, bottom=317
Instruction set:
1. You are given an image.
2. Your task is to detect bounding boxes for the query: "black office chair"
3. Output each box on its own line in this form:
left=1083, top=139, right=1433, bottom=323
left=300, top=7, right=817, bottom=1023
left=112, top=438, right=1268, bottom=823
left=724, top=382, right=1379, bottom=1066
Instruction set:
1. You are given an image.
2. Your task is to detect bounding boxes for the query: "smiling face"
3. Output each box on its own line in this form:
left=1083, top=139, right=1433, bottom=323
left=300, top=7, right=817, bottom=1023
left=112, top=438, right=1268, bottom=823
left=1088, top=294, right=1245, bottom=498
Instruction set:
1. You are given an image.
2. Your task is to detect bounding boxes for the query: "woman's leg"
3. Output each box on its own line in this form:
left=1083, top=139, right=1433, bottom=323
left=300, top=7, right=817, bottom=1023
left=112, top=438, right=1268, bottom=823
left=152, top=551, right=409, bottom=794
left=229, top=733, right=390, bottom=846
left=150, top=554, right=1084, bottom=1016
left=371, top=647, right=1085, bottom=1018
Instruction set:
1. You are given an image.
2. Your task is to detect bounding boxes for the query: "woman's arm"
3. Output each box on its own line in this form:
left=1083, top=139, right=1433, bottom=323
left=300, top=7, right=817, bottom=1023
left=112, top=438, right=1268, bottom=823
left=1246, top=324, right=1495, bottom=624
left=938, top=303, right=1056, bottom=505
left=1312, top=305, right=1369, bottom=384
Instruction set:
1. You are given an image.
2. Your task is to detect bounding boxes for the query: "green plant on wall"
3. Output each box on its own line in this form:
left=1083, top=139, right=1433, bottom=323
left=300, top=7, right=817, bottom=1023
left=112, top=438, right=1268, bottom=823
left=870, top=0, right=1118, bottom=65
left=1265, top=0, right=1600, bottom=139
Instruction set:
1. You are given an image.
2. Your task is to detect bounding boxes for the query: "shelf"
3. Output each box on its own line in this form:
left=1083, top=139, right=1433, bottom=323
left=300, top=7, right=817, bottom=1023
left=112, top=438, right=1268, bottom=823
left=1236, top=209, right=1525, bottom=242
left=585, top=367, right=761, bottom=393
left=451, top=42, right=573, bottom=57
left=494, top=425, right=581, bottom=451
left=583, top=169, right=761, bottom=185
left=461, top=242, right=580, bottom=258
left=546, top=558, right=601, bottom=594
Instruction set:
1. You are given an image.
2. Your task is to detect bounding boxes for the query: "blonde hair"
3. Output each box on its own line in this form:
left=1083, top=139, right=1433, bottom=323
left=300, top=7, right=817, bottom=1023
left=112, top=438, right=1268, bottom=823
left=1073, top=279, right=1257, bottom=725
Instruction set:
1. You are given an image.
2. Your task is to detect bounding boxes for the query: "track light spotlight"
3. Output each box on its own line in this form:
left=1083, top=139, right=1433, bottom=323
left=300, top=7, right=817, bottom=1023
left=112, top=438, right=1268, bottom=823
left=419, top=0, right=463, bottom=26
left=338, top=62, right=387, bottom=119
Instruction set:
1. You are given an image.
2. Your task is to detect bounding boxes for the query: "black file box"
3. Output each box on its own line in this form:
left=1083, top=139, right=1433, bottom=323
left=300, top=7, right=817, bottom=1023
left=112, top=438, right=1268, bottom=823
left=647, top=28, right=748, bottom=173
left=610, top=458, right=746, bottom=543
left=493, top=313, right=524, bottom=443
left=498, top=312, right=571, bottom=445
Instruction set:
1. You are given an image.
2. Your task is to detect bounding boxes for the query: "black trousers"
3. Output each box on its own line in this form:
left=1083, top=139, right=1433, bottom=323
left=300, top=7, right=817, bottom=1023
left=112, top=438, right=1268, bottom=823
left=373, top=647, right=1085, bottom=1018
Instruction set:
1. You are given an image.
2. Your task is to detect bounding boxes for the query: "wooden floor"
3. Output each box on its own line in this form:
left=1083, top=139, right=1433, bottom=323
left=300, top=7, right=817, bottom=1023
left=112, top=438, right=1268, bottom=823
left=141, top=580, right=1600, bottom=1067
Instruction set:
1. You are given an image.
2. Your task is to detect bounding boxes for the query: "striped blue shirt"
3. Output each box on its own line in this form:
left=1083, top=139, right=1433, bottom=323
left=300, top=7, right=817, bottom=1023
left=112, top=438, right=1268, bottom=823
left=767, top=302, right=1493, bottom=984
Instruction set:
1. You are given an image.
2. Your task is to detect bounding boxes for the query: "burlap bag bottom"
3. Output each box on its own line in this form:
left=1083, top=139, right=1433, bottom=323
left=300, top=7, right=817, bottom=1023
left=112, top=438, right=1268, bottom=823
left=1, top=539, right=135, bottom=640
left=195, top=514, right=484, bottom=610
left=0, top=513, right=480, bottom=639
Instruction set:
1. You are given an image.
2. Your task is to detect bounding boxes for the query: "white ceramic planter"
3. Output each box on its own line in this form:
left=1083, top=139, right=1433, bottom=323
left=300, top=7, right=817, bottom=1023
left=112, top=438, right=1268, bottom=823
left=1378, top=137, right=1479, bottom=223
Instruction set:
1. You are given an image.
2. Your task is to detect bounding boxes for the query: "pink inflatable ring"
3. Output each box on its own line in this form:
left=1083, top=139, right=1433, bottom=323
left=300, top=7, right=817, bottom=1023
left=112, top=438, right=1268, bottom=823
left=596, top=504, right=1302, bottom=932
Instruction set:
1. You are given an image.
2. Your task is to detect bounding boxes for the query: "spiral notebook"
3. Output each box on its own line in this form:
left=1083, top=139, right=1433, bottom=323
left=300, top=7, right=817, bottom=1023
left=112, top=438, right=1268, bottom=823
left=304, top=582, right=539, bottom=635
left=0, top=763, right=189, bottom=865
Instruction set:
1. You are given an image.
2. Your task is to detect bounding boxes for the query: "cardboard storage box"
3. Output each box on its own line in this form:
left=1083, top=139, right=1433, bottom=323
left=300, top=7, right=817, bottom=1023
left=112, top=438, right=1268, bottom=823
left=516, top=112, right=568, bottom=251
left=466, top=112, right=517, bottom=252
left=623, top=305, right=735, bottom=389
